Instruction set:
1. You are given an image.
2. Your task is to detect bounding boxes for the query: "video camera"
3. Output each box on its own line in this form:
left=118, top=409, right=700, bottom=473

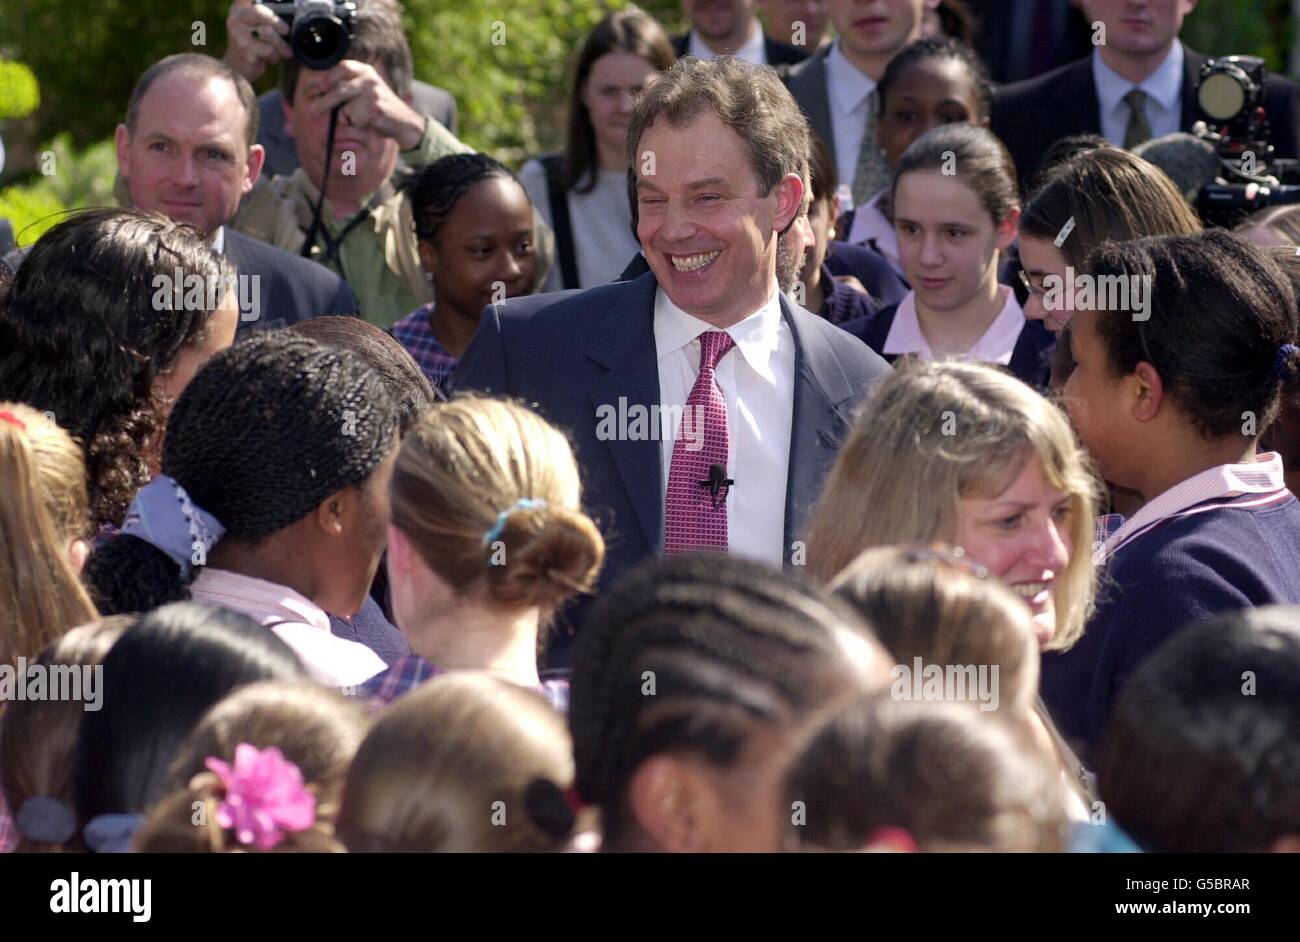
left=255, top=0, right=357, bottom=71
left=1193, top=55, right=1300, bottom=227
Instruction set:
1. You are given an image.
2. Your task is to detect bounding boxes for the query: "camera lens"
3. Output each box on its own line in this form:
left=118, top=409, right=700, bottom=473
left=292, top=14, right=350, bottom=70
left=1199, top=70, right=1248, bottom=122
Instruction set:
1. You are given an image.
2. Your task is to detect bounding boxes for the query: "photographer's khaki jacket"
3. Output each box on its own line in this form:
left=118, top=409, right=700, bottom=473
left=232, top=118, right=553, bottom=329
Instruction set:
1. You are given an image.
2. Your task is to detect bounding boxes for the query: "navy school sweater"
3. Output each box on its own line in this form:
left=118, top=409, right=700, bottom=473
left=1040, top=491, right=1300, bottom=760
left=838, top=301, right=1055, bottom=390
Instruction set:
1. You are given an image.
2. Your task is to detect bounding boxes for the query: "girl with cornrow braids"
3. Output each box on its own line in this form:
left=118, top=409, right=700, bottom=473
left=567, top=554, right=891, bottom=853
left=84, top=331, right=401, bottom=688
left=391, top=153, right=541, bottom=392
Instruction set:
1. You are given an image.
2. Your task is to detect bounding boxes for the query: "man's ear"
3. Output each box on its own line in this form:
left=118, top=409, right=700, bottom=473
left=282, top=92, right=296, bottom=141
left=772, top=172, right=806, bottom=234
left=115, top=124, right=132, bottom=181
left=245, top=143, right=266, bottom=192
left=1130, top=360, right=1165, bottom=424
left=627, top=755, right=708, bottom=853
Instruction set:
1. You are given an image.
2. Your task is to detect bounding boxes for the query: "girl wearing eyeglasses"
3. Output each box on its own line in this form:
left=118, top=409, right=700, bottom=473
left=1018, top=147, right=1201, bottom=336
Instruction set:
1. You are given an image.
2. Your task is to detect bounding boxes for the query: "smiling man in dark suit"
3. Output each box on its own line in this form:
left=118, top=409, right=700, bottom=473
left=116, top=54, right=358, bottom=333
left=991, top=0, right=1300, bottom=189
left=452, top=56, right=890, bottom=663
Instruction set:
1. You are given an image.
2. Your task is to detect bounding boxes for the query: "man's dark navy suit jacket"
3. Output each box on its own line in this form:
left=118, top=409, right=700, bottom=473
left=450, top=272, right=892, bottom=665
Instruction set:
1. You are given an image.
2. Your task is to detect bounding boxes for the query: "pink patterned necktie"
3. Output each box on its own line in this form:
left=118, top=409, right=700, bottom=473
left=665, top=330, right=735, bottom=555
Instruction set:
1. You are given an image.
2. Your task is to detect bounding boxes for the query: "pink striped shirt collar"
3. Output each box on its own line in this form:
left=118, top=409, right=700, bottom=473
left=1099, top=452, right=1289, bottom=561
left=188, top=568, right=387, bottom=688
left=190, top=568, right=332, bottom=632
left=883, top=285, right=1024, bottom=366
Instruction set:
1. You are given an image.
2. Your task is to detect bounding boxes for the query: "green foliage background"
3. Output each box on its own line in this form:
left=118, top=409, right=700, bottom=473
left=0, top=0, right=1291, bottom=240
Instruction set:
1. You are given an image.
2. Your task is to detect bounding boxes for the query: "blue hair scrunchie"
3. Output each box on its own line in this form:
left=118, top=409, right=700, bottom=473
left=15, top=796, right=77, bottom=844
left=120, top=474, right=225, bottom=578
left=482, top=498, right=547, bottom=545
left=1273, top=343, right=1299, bottom=382
left=82, top=813, right=145, bottom=854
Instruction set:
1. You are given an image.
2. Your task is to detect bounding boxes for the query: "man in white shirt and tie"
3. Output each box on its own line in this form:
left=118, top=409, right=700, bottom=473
left=992, top=0, right=1300, bottom=189
left=451, top=56, right=891, bottom=666
left=784, top=0, right=937, bottom=208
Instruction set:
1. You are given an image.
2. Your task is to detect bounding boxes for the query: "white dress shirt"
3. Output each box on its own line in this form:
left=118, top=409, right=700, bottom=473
left=1092, top=41, right=1185, bottom=147
left=654, top=286, right=794, bottom=565
left=883, top=285, right=1025, bottom=364
left=687, top=21, right=768, bottom=64
left=190, top=567, right=386, bottom=688
left=210, top=225, right=226, bottom=254
left=825, top=40, right=879, bottom=195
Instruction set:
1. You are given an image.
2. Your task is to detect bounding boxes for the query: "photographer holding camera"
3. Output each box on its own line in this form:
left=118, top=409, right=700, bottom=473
left=227, top=0, right=553, bottom=328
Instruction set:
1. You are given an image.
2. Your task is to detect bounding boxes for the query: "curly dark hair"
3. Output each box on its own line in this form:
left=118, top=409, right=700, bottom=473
left=0, top=208, right=235, bottom=527
left=84, top=330, right=400, bottom=615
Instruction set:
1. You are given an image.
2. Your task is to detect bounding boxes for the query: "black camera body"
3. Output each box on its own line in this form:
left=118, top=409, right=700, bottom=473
left=1194, top=55, right=1300, bottom=227
left=256, top=0, right=357, bottom=71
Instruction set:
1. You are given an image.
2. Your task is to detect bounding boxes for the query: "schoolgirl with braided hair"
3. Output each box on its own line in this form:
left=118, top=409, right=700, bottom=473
left=567, top=553, right=891, bottom=852
left=83, top=331, right=401, bottom=687
left=390, top=152, right=542, bottom=392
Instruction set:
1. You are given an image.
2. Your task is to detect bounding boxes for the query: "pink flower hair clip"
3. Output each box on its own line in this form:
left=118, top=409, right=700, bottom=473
left=205, top=743, right=317, bottom=850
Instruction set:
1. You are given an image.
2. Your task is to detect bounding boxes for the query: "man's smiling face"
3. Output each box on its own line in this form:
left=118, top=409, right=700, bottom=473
left=634, top=108, right=801, bottom=326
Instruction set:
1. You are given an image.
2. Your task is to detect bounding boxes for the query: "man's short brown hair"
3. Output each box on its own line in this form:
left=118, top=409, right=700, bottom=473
left=625, top=56, right=810, bottom=205
left=126, top=54, right=259, bottom=151
left=280, top=0, right=413, bottom=104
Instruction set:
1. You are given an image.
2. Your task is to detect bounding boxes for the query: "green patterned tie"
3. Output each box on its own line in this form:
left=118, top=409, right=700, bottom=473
left=1123, top=88, right=1151, bottom=150
left=851, top=87, right=891, bottom=206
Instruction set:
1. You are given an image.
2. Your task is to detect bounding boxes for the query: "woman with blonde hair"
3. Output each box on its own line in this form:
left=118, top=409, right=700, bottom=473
left=362, top=395, right=605, bottom=706
left=805, top=360, right=1099, bottom=653
left=0, top=402, right=98, bottom=667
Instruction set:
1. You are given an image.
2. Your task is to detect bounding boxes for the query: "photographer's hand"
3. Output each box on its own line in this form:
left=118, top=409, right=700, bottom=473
left=224, top=0, right=293, bottom=83
left=306, top=60, right=427, bottom=152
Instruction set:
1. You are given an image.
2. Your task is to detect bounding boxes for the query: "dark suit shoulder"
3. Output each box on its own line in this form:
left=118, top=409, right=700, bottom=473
left=764, top=36, right=809, bottom=67
left=789, top=299, right=892, bottom=384
left=783, top=44, right=828, bottom=84
left=224, top=228, right=344, bottom=288
left=489, top=280, right=627, bottom=331
left=839, top=301, right=897, bottom=355
left=993, top=56, right=1093, bottom=107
